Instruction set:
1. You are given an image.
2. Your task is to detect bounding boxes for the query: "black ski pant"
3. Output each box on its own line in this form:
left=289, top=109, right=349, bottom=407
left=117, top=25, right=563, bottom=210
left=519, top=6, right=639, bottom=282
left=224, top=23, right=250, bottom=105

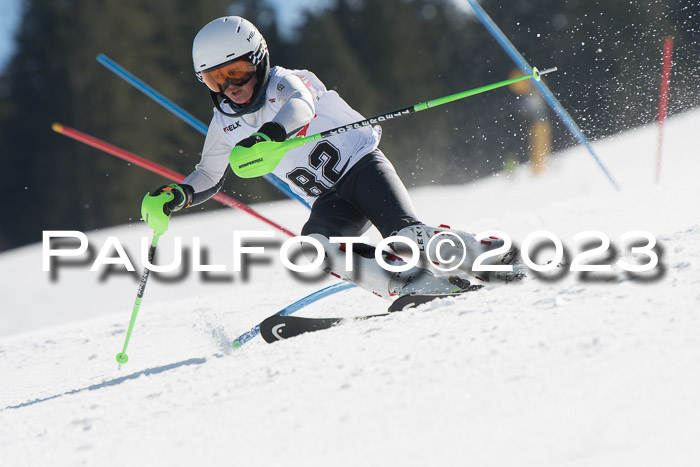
left=301, top=150, right=422, bottom=239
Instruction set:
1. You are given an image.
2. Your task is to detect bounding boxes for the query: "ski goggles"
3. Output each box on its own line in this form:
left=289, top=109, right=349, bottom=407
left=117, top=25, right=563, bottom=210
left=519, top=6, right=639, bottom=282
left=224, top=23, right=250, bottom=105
left=201, top=57, right=257, bottom=93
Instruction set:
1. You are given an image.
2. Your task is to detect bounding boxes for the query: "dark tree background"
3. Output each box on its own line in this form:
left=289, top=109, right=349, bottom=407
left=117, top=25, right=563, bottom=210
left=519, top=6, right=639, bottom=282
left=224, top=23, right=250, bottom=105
left=0, top=0, right=698, bottom=251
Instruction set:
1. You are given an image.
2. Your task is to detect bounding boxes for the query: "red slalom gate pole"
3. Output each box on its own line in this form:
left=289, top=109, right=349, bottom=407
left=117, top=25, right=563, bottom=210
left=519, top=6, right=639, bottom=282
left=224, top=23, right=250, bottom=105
left=655, top=36, right=673, bottom=184
left=52, top=123, right=297, bottom=237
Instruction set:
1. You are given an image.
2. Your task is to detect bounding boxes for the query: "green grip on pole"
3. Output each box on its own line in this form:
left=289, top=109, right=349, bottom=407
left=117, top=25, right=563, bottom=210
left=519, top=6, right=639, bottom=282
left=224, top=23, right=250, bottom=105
left=229, top=134, right=321, bottom=178
left=141, top=188, right=181, bottom=233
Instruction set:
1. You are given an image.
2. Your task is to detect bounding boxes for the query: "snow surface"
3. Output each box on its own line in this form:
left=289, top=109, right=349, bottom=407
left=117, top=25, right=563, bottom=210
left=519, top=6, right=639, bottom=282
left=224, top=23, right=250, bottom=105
left=1, top=109, right=700, bottom=466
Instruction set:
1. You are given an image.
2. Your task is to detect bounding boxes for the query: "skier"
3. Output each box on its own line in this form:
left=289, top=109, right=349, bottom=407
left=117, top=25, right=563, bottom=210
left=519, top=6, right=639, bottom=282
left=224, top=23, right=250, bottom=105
left=141, top=16, right=521, bottom=306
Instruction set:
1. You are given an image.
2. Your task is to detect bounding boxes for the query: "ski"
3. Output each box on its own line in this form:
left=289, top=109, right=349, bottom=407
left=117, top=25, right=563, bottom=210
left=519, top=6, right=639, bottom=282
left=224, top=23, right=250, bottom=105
left=260, top=314, right=387, bottom=343
left=231, top=282, right=355, bottom=348
left=387, top=292, right=461, bottom=312
left=260, top=293, right=464, bottom=343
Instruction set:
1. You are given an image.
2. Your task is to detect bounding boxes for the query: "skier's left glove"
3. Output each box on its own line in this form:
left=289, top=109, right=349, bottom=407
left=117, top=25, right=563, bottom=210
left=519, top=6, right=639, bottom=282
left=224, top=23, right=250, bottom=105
left=236, top=121, right=287, bottom=148
left=141, top=183, right=194, bottom=233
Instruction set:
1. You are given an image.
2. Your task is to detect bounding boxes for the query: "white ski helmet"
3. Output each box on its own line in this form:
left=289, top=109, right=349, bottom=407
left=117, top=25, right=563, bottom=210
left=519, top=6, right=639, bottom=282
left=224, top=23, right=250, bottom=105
left=192, top=16, right=270, bottom=117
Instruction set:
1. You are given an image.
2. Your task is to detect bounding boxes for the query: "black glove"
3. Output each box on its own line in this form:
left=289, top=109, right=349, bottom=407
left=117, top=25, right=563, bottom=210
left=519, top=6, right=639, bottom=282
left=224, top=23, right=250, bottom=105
left=149, top=183, right=194, bottom=215
left=235, top=121, right=287, bottom=148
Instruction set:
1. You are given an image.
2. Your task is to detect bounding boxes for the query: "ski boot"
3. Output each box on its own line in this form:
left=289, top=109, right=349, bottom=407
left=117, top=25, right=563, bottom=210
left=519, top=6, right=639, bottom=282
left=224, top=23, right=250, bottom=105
left=395, top=224, right=526, bottom=283
left=304, top=234, right=481, bottom=300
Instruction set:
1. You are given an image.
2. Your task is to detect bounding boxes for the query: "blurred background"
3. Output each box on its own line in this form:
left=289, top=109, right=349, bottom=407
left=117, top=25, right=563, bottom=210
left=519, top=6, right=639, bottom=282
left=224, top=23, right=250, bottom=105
left=0, top=0, right=698, bottom=252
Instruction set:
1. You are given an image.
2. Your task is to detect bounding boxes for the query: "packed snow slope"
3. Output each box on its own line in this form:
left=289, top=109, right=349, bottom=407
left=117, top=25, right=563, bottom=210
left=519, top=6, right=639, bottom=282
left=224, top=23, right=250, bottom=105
left=1, top=109, right=700, bottom=466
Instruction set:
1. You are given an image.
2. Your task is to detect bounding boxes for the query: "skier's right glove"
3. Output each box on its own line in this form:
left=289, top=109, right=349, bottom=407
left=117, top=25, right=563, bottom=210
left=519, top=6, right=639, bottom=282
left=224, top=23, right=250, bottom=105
left=141, top=183, right=193, bottom=232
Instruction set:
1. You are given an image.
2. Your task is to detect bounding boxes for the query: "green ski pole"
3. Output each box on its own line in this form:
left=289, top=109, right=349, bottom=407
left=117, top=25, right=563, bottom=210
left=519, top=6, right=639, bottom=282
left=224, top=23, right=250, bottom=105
left=115, top=229, right=163, bottom=365
left=117, top=184, right=179, bottom=365
left=229, top=67, right=558, bottom=178
left=116, top=185, right=182, bottom=364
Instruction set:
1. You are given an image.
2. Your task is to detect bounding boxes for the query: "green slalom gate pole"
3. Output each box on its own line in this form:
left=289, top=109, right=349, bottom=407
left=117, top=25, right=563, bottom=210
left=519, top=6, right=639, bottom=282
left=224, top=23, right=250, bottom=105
left=230, top=67, right=558, bottom=178
left=115, top=230, right=164, bottom=365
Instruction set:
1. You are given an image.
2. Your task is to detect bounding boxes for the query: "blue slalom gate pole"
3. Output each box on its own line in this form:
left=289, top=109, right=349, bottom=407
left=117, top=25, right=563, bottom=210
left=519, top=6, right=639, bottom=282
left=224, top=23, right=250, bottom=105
left=464, top=0, right=621, bottom=191
left=231, top=282, right=356, bottom=348
left=96, top=53, right=311, bottom=207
